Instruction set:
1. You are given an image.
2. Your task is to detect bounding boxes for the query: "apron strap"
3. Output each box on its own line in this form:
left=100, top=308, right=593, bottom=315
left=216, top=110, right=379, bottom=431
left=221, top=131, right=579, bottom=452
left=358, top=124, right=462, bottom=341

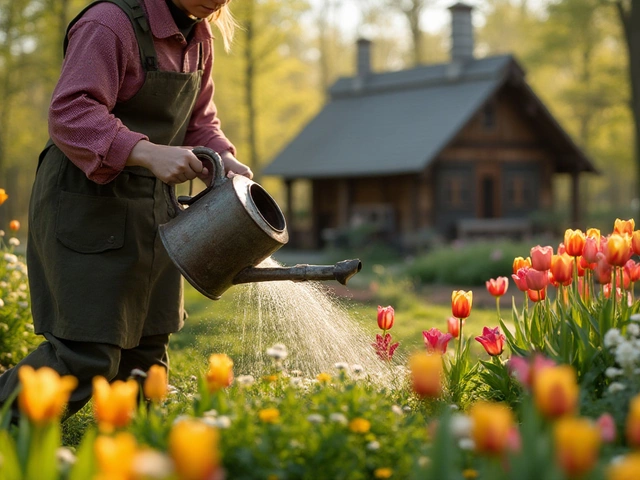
left=62, top=0, right=158, bottom=72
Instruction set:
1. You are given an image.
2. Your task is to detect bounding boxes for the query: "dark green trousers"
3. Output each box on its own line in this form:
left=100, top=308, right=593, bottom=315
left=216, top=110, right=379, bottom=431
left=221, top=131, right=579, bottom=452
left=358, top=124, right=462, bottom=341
left=0, top=333, right=169, bottom=422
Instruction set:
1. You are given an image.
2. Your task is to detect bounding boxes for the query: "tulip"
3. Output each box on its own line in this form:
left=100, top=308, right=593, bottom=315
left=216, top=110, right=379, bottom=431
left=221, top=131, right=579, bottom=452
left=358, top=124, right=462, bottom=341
left=475, top=326, right=506, bottom=356
left=550, top=253, right=573, bottom=286
left=626, top=394, right=640, bottom=448
left=527, top=288, right=546, bottom=302
left=531, top=245, right=553, bottom=271
left=206, top=353, right=234, bottom=392
left=512, top=256, right=531, bottom=274
left=607, top=454, right=640, bottom=480
left=525, top=268, right=548, bottom=292
left=422, top=328, right=454, bottom=354
left=94, top=432, right=137, bottom=478
left=143, top=364, right=168, bottom=403
left=17, top=366, right=78, bottom=425
left=603, top=284, right=623, bottom=301
left=586, top=228, right=600, bottom=241
left=614, top=218, right=635, bottom=236
left=169, top=419, right=220, bottom=480
left=626, top=260, right=640, bottom=283
left=469, top=401, right=514, bottom=456
left=512, top=267, right=529, bottom=292
left=595, top=253, right=613, bottom=284
left=554, top=417, right=601, bottom=478
left=486, top=277, right=508, bottom=297
left=447, top=316, right=464, bottom=338
left=533, top=365, right=579, bottom=419
left=632, top=230, right=640, bottom=256
left=583, top=236, right=600, bottom=264
left=579, top=253, right=596, bottom=271
left=596, top=413, right=617, bottom=443
left=557, top=242, right=566, bottom=254
left=376, top=305, right=395, bottom=331
left=9, top=219, right=19, bottom=231
left=0, top=189, right=8, bottom=205
left=605, top=233, right=633, bottom=267
left=564, top=229, right=586, bottom=257
left=409, top=352, right=443, bottom=399
left=92, top=377, right=138, bottom=432
left=508, top=354, right=555, bottom=390
left=451, top=290, right=472, bottom=319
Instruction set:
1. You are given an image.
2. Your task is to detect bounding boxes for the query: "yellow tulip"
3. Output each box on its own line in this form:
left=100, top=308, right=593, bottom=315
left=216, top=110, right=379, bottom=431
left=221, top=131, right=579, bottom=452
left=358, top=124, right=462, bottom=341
left=626, top=394, right=640, bottom=448
left=169, top=419, right=220, bottom=480
left=143, top=364, right=168, bottom=403
left=564, top=229, right=586, bottom=257
left=348, top=417, right=371, bottom=433
left=533, top=365, right=579, bottom=419
left=94, top=432, right=137, bottom=478
left=614, top=218, right=635, bottom=236
left=607, top=453, right=640, bottom=480
left=409, top=352, right=443, bottom=399
left=554, top=417, right=601, bottom=478
left=451, top=290, right=473, bottom=319
left=17, top=366, right=77, bottom=425
left=469, top=401, right=514, bottom=456
left=206, top=353, right=234, bottom=392
left=605, top=233, right=632, bottom=267
left=92, top=376, right=138, bottom=432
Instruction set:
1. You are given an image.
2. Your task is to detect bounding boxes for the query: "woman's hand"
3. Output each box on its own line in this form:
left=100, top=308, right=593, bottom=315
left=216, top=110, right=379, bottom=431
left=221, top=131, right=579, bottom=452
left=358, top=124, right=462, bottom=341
left=220, top=150, right=253, bottom=179
left=127, top=141, right=209, bottom=185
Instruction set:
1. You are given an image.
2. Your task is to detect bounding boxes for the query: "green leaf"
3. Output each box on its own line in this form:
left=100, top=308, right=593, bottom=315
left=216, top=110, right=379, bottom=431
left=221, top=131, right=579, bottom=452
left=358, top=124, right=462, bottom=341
left=68, top=428, right=97, bottom=480
left=0, top=429, right=23, bottom=480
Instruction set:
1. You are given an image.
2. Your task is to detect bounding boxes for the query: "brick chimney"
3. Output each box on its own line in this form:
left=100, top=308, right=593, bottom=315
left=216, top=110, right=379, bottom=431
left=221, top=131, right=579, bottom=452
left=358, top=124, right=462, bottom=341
left=448, top=2, right=474, bottom=63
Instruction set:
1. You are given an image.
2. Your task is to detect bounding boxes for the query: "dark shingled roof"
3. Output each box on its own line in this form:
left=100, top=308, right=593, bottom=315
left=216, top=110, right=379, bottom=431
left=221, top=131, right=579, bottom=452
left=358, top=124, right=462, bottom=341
left=263, top=54, right=596, bottom=179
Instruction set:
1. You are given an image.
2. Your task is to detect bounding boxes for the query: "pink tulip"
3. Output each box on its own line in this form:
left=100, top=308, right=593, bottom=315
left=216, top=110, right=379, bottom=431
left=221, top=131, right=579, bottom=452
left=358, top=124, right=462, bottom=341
left=508, top=354, right=555, bottom=389
left=530, top=245, right=553, bottom=271
left=596, top=413, right=616, bottom=443
left=447, top=316, right=464, bottom=338
left=422, top=328, right=454, bottom=355
left=525, top=268, right=549, bottom=292
left=512, top=267, right=530, bottom=292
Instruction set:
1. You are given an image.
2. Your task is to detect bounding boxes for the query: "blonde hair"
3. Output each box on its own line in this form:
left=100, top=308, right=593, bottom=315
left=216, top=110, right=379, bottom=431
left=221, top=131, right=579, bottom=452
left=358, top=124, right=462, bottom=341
left=211, top=6, right=237, bottom=52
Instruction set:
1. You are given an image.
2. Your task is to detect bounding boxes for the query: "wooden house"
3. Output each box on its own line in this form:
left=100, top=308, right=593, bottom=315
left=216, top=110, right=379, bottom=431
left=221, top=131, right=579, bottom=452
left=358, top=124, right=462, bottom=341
left=263, top=3, right=597, bottom=250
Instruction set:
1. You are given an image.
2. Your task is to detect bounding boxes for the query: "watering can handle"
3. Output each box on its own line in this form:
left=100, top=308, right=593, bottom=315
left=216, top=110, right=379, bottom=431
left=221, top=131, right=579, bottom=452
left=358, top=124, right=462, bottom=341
left=174, top=147, right=227, bottom=207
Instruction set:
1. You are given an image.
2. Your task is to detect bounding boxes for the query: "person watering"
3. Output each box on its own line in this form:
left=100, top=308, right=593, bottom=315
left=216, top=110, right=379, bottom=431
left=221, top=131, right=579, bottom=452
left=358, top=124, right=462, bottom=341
left=0, top=0, right=251, bottom=419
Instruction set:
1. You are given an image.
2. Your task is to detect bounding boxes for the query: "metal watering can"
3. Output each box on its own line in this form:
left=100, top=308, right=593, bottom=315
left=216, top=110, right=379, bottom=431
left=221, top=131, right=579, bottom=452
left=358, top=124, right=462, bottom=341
left=159, top=147, right=362, bottom=300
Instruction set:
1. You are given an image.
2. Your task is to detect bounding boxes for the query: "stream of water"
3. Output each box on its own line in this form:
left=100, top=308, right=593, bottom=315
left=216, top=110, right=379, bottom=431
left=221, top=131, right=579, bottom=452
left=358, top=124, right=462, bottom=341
left=208, top=258, right=404, bottom=382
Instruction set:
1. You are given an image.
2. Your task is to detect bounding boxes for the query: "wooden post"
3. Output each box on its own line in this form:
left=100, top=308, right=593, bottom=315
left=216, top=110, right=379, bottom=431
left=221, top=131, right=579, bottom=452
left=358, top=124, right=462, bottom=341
left=571, top=169, right=580, bottom=227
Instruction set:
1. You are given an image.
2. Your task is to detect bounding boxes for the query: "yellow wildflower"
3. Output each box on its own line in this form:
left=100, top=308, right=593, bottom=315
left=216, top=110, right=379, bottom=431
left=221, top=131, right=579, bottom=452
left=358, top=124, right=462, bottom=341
left=462, top=469, right=479, bottom=479
left=316, top=372, right=331, bottom=383
left=259, top=408, right=280, bottom=423
left=349, top=417, right=371, bottom=434
left=374, top=467, right=393, bottom=478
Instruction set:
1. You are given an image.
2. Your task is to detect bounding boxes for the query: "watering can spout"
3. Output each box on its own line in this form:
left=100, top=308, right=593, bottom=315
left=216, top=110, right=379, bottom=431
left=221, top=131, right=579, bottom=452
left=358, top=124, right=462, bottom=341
left=232, top=259, right=362, bottom=286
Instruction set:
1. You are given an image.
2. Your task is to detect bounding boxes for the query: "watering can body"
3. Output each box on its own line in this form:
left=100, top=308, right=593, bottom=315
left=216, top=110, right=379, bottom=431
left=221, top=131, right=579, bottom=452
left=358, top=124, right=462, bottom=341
left=159, top=147, right=289, bottom=300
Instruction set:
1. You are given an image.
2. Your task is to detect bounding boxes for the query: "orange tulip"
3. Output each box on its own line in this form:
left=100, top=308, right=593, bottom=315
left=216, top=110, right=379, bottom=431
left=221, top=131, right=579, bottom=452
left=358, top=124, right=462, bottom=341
left=554, top=417, right=601, bottom=478
left=143, top=364, right=168, bottom=403
left=94, top=432, right=138, bottom=478
left=409, top=352, right=443, bottom=399
left=486, top=277, right=509, bottom=297
left=92, top=377, right=139, bottom=432
left=626, top=394, right=640, bottom=448
left=605, top=233, right=633, bottom=267
left=608, top=453, right=640, bottom=480
left=512, top=256, right=531, bottom=275
left=0, top=189, right=8, bottom=206
left=632, top=231, right=640, bottom=256
left=9, top=219, right=19, bottom=231
left=550, top=253, right=573, bottom=286
left=614, top=218, right=635, bottom=236
left=530, top=245, right=553, bottom=271
left=206, top=353, right=234, bottom=392
left=451, top=290, right=472, bottom=319
left=527, top=288, right=546, bottom=302
left=377, top=305, right=395, bottom=331
left=533, top=365, right=579, bottom=419
left=17, top=366, right=78, bottom=425
left=469, top=401, right=514, bottom=456
left=169, top=419, right=220, bottom=480
left=564, top=229, right=586, bottom=257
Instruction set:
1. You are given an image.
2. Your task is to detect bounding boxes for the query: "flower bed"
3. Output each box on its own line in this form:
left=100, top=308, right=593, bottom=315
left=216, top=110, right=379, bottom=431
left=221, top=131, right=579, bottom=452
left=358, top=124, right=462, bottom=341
left=2, top=219, right=640, bottom=479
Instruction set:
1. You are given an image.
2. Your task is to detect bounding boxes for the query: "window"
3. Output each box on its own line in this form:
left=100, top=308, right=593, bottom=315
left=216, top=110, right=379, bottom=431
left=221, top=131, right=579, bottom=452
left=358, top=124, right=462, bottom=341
left=482, top=103, right=496, bottom=129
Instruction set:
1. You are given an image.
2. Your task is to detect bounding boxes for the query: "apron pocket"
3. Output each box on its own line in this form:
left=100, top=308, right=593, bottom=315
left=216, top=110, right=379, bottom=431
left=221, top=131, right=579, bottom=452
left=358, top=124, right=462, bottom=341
left=56, top=191, right=128, bottom=253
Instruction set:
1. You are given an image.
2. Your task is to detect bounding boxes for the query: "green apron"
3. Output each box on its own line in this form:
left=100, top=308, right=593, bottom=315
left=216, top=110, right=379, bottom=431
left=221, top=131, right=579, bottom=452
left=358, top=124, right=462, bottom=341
left=27, top=0, right=203, bottom=349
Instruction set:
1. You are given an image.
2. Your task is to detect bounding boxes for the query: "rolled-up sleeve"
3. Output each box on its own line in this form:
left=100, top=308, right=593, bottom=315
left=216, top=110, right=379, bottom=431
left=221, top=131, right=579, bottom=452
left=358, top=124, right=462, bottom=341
left=49, top=15, right=147, bottom=185
left=183, top=41, right=236, bottom=156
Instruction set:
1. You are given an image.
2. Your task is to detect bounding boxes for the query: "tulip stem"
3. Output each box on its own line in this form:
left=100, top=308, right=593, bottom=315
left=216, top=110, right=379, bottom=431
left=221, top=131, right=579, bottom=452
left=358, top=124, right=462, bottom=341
left=495, top=297, right=501, bottom=322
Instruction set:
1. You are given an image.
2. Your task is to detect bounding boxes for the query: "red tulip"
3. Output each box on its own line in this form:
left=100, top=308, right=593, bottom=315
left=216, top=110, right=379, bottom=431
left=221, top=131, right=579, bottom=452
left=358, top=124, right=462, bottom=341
left=486, top=277, right=509, bottom=297
left=447, top=316, right=464, bottom=338
left=475, top=326, right=506, bottom=356
left=451, top=290, right=472, bottom=319
left=422, top=328, right=454, bottom=355
left=377, top=305, right=395, bottom=331
left=564, top=229, right=586, bottom=257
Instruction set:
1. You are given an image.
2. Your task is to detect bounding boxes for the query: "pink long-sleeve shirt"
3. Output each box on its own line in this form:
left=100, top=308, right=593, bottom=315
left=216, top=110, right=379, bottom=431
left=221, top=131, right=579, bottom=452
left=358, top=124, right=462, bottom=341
left=48, top=0, right=235, bottom=184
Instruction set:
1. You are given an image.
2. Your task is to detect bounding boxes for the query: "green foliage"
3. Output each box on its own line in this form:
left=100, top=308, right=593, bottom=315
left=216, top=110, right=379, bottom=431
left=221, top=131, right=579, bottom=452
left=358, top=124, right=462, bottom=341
left=405, top=240, right=532, bottom=286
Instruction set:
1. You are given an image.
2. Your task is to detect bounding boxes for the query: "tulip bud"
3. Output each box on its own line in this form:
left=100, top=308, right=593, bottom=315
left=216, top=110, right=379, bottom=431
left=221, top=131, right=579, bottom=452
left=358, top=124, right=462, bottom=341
left=143, top=364, right=168, bottom=403
left=564, top=229, right=586, bottom=257
left=92, top=377, right=139, bottom=432
left=533, top=365, right=579, bottom=419
left=512, top=256, right=531, bottom=275
left=486, top=277, right=509, bottom=297
left=469, top=401, right=514, bottom=456
left=377, top=305, right=395, bottom=331
left=554, top=417, right=601, bottom=478
left=409, top=353, right=443, bottom=399
left=170, top=419, right=220, bottom=480
left=206, top=353, right=234, bottom=392
left=17, top=366, right=78, bottom=425
left=451, top=290, right=473, bottom=319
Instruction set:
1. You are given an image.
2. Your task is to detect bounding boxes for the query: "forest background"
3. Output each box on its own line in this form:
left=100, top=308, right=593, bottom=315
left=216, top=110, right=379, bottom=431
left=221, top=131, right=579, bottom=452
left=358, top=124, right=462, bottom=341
left=0, top=0, right=635, bottom=235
